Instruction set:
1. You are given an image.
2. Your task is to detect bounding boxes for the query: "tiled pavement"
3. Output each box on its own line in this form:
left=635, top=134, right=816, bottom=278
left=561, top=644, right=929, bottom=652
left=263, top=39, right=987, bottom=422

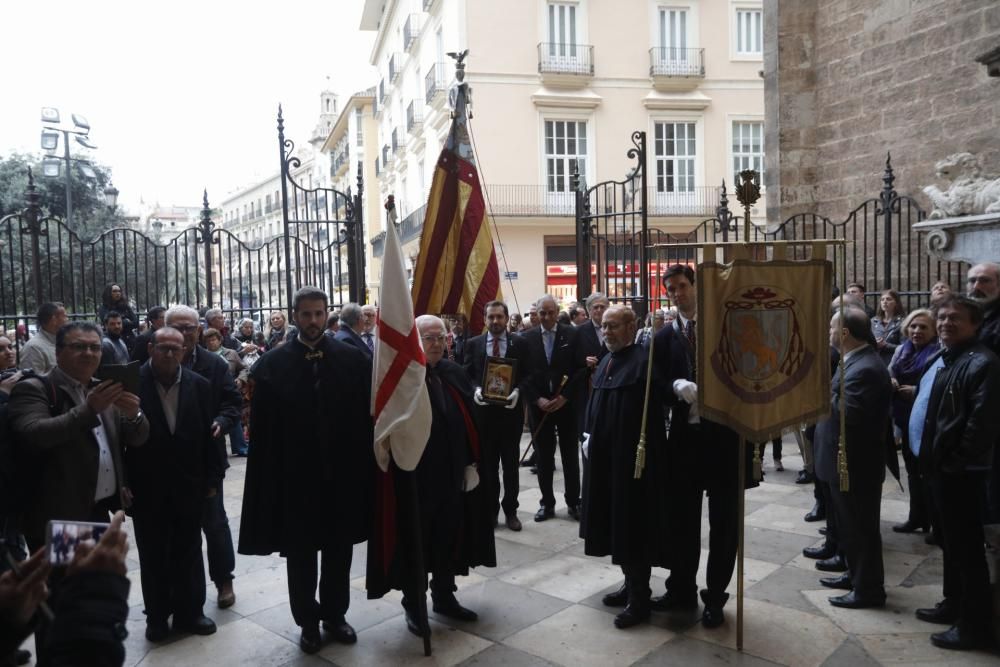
left=22, top=434, right=1000, bottom=666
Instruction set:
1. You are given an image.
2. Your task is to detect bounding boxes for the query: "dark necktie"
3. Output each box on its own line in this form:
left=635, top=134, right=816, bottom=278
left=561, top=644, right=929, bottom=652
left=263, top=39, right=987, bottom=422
left=686, top=319, right=697, bottom=380
left=363, top=333, right=374, bottom=352
left=492, top=336, right=501, bottom=357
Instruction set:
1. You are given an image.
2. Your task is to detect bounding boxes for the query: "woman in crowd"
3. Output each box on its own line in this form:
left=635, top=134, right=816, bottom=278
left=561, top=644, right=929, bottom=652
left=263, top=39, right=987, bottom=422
left=508, top=313, right=523, bottom=334
left=265, top=311, right=288, bottom=350
left=888, top=308, right=940, bottom=535
left=234, top=318, right=263, bottom=358
left=871, top=288, right=904, bottom=365
left=97, top=283, right=138, bottom=348
left=204, top=328, right=250, bottom=456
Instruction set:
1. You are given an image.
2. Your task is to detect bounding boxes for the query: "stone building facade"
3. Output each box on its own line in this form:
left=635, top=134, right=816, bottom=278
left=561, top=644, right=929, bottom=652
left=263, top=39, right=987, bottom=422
left=764, top=0, right=1000, bottom=224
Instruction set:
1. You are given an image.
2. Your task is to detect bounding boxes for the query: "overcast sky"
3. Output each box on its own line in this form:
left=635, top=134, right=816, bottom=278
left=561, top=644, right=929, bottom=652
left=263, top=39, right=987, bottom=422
left=0, top=0, right=375, bottom=212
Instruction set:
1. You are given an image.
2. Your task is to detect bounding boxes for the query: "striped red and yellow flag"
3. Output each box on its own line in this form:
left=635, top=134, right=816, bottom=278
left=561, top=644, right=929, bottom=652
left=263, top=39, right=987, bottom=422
left=410, top=147, right=502, bottom=335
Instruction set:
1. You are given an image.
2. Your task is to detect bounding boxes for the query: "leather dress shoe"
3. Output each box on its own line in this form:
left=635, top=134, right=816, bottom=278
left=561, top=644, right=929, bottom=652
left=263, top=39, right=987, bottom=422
left=795, top=469, right=815, bottom=484
left=602, top=583, right=628, bottom=607
left=803, top=503, right=826, bottom=522
left=701, top=605, right=725, bottom=628
left=930, top=625, right=995, bottom=651
left=173, top=615, right=217, bottom=636
left=505, top=514, right=523, bottom=531
left=530, top=466, right=538, bottom=475
left=828, top=591, right=885, bottom=609
left=216, top=581, right=236, bottom=609
left=649, top=591, right=698, bottom=612
left=815, top=554, right=848, bottom=572
left=802, top=543, right=836, bottom=560
left=614, top=603, right=650, bottom=629
left=567, top=505, right=581, bottom=521
left=433, top=598, right=478, bottom=622
left=299, top=625, right=322, bottom=654
left=818, top=527, right=828, bottom=536
left=322, top=617, right=357, bottom=644
left=820, top=573, right=852, bottom=590
left=915, top=600, right=959, bottom=625
left=404, top=609, right=423, bottom=637
left=145, top=621, right=170, bottom=642
left=925, top=532, right=940, bottom=545
left=892, top=519, right=928, bottom=534
left=534, top=507, right=555, bottom=522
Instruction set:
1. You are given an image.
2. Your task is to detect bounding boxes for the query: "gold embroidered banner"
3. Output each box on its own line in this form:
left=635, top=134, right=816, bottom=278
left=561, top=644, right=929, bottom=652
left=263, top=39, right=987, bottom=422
left=696, top=246, right=831, bottom=441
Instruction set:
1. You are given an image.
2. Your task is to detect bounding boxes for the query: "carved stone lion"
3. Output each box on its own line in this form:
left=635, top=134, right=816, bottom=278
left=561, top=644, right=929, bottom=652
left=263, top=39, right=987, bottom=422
left=923, top=152, right=1000, bottom=219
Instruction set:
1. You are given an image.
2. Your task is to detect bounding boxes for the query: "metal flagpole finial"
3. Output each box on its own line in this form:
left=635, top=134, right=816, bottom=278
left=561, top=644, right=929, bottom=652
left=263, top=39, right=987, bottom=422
left=384, top=195, right=398, bottom=227
left=735, top=170, right=761, bottom=240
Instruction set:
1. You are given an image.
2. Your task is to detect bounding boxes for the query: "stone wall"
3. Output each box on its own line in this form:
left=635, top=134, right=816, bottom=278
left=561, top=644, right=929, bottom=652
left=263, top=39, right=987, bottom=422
left=765, top=0, right=1000, bottom=224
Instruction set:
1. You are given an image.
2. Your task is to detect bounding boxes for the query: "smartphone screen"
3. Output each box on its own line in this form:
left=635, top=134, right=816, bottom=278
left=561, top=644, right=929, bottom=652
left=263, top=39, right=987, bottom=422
left=46, top=520, right=110, bottom=566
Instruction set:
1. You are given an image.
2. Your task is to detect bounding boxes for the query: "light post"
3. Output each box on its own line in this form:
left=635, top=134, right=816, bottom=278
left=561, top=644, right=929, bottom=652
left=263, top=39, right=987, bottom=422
left=40, top=107, right=100, bottom=228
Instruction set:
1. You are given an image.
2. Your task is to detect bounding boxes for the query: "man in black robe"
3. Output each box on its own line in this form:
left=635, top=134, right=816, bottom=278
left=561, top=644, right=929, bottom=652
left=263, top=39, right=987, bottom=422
left=238, top=287, right=374, bottom=654
left=367, top=314, right=496, bottom=636
left=580, top=306, right=669, bottom=629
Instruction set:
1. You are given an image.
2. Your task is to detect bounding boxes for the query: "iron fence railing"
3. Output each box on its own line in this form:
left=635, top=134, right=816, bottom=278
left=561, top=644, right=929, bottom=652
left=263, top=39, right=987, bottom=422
left=538, top=42, right=594, bottom=75
left=406, top=101, right=423, bottom=133
left=649, top=47, right=705, bottom=77
left=425, top=62, right=447, bottom=104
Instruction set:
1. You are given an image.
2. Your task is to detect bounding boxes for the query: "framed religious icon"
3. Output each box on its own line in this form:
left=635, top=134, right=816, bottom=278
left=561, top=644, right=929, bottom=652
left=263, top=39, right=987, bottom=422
left=482, top=356, right=518, bottom=404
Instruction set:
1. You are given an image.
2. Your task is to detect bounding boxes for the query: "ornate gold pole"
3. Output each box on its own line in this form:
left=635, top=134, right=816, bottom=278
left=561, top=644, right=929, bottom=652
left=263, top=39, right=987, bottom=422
left=837, top=243, right=850, bottom=492
left=634, top=327, right=655, bottom=479
left=733, top=169, right=760, bottom=652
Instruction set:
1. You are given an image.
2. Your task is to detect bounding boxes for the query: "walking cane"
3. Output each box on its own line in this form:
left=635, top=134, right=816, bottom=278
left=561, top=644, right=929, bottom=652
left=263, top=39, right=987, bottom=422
left=519, top=374, right=569, bottom=463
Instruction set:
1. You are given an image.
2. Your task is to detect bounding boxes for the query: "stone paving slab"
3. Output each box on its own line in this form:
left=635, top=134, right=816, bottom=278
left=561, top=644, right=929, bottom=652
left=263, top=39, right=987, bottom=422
left=20, top=436, right=1000, bottom=666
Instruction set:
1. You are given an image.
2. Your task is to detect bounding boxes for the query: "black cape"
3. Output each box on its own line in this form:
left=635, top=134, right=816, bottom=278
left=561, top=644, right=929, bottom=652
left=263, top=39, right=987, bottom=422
left=238, top=336, right=374, bottom=555
left=367, top=359, right=496, bottom=598
left=580, top=343, right=671, bottom=567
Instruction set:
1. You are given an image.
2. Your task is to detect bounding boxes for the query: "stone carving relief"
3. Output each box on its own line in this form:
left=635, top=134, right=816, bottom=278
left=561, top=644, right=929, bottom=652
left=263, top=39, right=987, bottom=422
left=922, top=152, right=1000, bottom=219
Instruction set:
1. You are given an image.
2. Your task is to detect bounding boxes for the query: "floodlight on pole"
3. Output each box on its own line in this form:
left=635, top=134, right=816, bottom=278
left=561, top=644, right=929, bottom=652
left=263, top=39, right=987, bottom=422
left=78, top=163, right=96, bottom=179
left=75, top=135, right=98, bottom=149
left=40, top=107, right=60, bottom=123
left=71, top=114, right=90, bottom=131
left=40, top=106, right=105, bottom=229
left=41, top=130, right=60, bottom=151
left=42, top=158, right=61, bottom=178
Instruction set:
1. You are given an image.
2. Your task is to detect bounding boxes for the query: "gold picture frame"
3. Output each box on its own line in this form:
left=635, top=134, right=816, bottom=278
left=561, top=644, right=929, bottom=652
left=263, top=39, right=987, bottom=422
left=482, top=356, right=517, bottom=404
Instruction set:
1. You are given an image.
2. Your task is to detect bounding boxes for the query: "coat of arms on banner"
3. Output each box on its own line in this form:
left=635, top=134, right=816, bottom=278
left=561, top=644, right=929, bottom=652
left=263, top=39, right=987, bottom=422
left=697, top=255, right=831, bottom=441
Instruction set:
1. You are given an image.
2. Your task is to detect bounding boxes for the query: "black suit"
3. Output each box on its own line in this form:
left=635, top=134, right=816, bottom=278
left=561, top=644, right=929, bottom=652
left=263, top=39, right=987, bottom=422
left=574, top=320, right=608, bottom=434
left=652, top=321, right=754, bottom=607
left=129, top=365, right=224, bottom=626
left=814, top=345, right=892, bottom=599
left=521, top=323, right=583, bottom=510
left=334, top=327, right=373, bottom=360
left=463, top=331, right=528, bottom=518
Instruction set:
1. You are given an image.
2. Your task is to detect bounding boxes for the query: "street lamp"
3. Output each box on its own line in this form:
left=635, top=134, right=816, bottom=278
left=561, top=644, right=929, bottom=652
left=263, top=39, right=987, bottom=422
left=40, top=107, right=101, bottom=228
left=102, top=182, right=119, bottom=210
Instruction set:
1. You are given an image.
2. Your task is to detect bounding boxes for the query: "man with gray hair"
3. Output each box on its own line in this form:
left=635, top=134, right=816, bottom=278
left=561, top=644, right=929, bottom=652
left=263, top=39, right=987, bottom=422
left=966, top=263, right=1000, bottom=523
left=204, top=308, right=239, bottom=351
left=163, top=305, right=241, bottom=610
left=334, top=303, right=372, bottom=360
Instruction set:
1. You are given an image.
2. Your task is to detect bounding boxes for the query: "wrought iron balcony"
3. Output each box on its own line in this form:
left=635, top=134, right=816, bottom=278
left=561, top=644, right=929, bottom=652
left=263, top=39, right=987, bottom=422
left=481, top=184, right=720, bottom=217
left=425, top=62, right=447, bottom=104
left=422, top=0, right=435, bottom=11
left=391, top=128, right=400, bottom=154
left=389, top=53, right=403, bottom=82
left=406, top=101, right=423, bottom=133
left=375, top=156, right=381, bottom=177
left=537, top=42, right=594, bottom=76
left=646, top=185, right=719, bottom=216
left=378, top=79, right=385, bottom=106
left=382, top=145, right=391, bottom=166
left=649, top=47, right=705, bottom=78
left=403, top=14, right=422, bottom=51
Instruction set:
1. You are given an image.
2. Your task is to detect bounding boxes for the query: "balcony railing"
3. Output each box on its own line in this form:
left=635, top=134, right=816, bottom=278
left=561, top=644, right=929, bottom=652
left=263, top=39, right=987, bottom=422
left=378, top=79, right=385, bottom=106
left=425, top=62, right=447, bottom=104
left=375, top=156, right=381, bottom=177
left=389, top=53, right=403, bottom=82
left=649, top=47, right=705, bottom=78
left=538, top=42, right=594, bottom=76
left=391, top=128, right=400, bottom=153
left=482, top=185, right=720, bottom=217
left=403, top=14, right=422, bottom=51
left=406, top=101, right=423, bottom=133
left=382, top=145, right=390, bottom=166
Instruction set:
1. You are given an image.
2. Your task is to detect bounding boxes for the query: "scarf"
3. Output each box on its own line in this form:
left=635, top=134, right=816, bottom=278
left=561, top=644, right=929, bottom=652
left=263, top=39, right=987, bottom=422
left=891, top=337, right=939, bottom=385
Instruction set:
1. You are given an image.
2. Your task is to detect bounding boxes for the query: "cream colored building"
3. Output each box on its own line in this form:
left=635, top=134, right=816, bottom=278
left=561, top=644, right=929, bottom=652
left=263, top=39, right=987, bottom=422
left=362, top=0, right=764, bottom=313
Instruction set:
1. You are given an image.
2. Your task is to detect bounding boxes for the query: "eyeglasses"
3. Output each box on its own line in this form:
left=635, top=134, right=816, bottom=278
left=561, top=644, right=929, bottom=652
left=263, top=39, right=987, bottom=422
left=173, top=324, right=199, bottom=333
left=421, top=335, right=446, bottom=343
left=153, top=344, right=183, bottom=355
left=64, top=342, right=102, bottom=353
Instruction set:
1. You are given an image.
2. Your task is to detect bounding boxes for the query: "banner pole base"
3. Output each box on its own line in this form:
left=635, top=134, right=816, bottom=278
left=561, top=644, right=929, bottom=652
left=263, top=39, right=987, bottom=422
left=737, top=435, right=746, bottom=651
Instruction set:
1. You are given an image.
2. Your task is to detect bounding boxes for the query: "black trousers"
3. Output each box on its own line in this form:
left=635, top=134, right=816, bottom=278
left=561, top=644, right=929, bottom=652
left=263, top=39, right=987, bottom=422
left=133, top=504, right=206, bottom=624
left=285, top=542, right=353, bottom=628
left=756, top=437, right=782, bottom=461
left=899, top=435, right=929, bottom=529
left=815, top=479, right=839, bottom=554
left=478, top=407, right=524, bottom=517
left=930, top=471, right=992, bottom=632
left=828, top=478, right=884, bottom=597
left=531, top=405, right=580, bottom=510
left=623, top=563, right=652, bottom=605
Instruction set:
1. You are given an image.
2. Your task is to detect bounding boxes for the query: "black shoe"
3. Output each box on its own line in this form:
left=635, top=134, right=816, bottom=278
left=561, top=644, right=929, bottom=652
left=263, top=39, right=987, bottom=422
left=803, top=543, right=836, bottom=560
left=795, top=470, right=815, bottom=484
left=299, top=625, right=322, bottom=654
left=803, top=503, right=826, bottom=522
left=432, top=598, right=478, bottom=622
left=505, top=514, right=523, bottom=531
left=818, top=527, right=828, bottom=536
left=892, top=520, right=928, bottom=534
left=701, top=605, right=725, bottom=628
left=820, top=573, right=852, bottom=590
left=649, top=591, right=698, bottom=612
left=173, top=615, right=217, bottom=636
left=614, top=603, right=650, bottom=629
left=915, top=600, right=960, bottom=625
left=815, top=554, right=848, bottom=572
left=11, top=649, right=31, bottom=666
left=322, top=617, right=357, bottom=644
left=602, top=583, right=628, bottom=607
left=530, top=466, right=538, bottom=475
left=567, top=505, right=581, bottom=521
left=534, top=506, right=555, bottom=522
left=925, top=532, right=941, bottom=546
left=145, top=621, right=170, bottom=642
left=520, top=457, right=535, bottom=467
left=930, top=625, right=994, bottom=651
left=828, top=591, right=885, bottom=609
